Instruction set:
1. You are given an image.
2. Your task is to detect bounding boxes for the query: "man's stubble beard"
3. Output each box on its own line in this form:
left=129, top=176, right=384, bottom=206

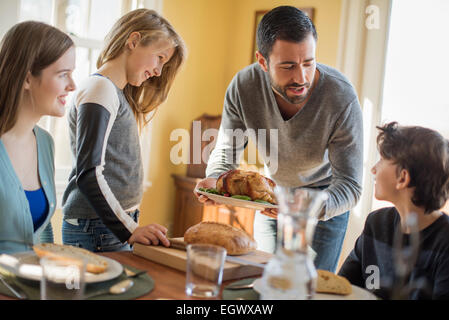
left=268, top=72, right=312, bottom=105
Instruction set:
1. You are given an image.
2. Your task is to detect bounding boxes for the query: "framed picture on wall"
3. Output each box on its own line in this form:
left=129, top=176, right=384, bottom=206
left=251, top=7, right=315, bottom=63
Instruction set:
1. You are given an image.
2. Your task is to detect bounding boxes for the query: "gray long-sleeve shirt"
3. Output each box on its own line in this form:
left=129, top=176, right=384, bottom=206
left=206, top=63, right=363, bottom=220
left=62, top=75, right=143, bottom=242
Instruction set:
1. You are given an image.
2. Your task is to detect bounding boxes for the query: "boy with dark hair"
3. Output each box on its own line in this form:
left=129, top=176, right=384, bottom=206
left=339, top=122, right=449, bottom=299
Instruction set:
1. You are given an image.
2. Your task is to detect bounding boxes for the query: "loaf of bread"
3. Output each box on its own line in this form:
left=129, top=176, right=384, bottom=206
left=183, top=221, right=257, bottom=255
left=316, top=269, right=352, bottom=295
left=33, top=243, right=108, bottom=274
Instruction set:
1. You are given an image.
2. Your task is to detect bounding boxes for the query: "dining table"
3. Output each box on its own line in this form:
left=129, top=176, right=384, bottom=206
left=1, top=250, right=380, bottom=301
left=104, top=251, right=252, bottom=300
left=0, top=251, right=256, bottom=300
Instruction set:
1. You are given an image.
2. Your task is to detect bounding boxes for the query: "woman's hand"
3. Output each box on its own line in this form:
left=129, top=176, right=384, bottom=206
left=194, top=177, right=217, bottom=206
left=128, top=223, right=170, bottom=247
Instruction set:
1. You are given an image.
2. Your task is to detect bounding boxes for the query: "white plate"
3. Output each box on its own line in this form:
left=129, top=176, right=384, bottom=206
left=313, top=285, right=378, bottom=300
left=253, top=278, right=378, bottom=300
left=11, top=252, right=123, bottom=284
left=196, top=190, right=278, bottom=211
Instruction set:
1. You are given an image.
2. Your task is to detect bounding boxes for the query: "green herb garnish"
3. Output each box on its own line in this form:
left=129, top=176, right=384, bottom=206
left=254, top=199, right=272, bottom=205
left=200, top=188, right=274, bottom=205
left=231, top=195, right=252, bottom=201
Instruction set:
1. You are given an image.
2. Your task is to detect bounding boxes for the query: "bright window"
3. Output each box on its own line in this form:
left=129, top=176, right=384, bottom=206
left=19, top=0, right=156, bottom=206
left=372, top=0, right=449, bottom=211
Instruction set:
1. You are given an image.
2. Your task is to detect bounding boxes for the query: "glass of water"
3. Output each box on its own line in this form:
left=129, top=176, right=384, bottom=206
left=185, top=244, right=226, bottom=298
left=40, top=256, right=86, bottom=300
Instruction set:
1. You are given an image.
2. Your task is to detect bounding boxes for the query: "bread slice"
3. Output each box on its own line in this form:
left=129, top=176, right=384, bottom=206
left=184, top=221, right=257, bottom=255
left=33, top=243, right=108, bottom=274
left=316, top=269, right=352, bottom=295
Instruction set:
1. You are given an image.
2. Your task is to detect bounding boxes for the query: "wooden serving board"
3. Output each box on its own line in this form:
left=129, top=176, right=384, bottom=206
left=132, top=238, right=272, bottom=281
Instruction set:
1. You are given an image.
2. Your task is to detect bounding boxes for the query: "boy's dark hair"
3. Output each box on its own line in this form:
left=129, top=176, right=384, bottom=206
left=376, top=122, right=449, bottom=213
left=256, top=6, right=317, bottom=60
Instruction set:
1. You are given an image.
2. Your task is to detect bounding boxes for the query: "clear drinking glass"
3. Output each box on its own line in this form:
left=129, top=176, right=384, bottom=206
left=40, top=256, right=86, bottom=300
left=185, top=244, right=227, bottom=298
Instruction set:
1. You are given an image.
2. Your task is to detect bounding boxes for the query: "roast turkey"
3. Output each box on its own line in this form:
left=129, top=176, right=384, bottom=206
left=216, top=169, right=277, bottom=204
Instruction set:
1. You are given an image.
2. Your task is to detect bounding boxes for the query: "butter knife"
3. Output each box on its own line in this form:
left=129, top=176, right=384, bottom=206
left=167, top=238, right=265, bottom=268
left=225, top=256, right=265, bottom=269
left=167, top=238, right=188, bottom=250
left=0, top=274, right=27, bottom=300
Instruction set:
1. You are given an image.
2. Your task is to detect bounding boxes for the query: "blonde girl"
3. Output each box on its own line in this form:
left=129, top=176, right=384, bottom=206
left=62, top=9, right=186, bottom=251
left=0, top=21, right=76, bottom=253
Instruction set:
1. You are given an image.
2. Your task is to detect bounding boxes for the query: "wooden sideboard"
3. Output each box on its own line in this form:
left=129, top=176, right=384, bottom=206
left=171, top=174, right=256, bottom=237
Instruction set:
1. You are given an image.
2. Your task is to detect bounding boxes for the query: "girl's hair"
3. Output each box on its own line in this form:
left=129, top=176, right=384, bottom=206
left=376, top=122, right=449, bottom=213
left=0, top=21, right=74, bottom=136
left=97, top=9, right=186, bottom=128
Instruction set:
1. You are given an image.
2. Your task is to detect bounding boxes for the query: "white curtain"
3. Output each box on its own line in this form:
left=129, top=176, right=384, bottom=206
left=336, top=0, right=393, bottom=269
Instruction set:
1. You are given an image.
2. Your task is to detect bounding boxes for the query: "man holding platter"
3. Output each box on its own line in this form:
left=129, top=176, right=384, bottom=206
left=194, top=6, right=363, bottom=273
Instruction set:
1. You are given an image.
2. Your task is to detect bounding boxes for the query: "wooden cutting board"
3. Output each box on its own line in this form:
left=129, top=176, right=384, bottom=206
left=132, top=238, right=272, bottom=281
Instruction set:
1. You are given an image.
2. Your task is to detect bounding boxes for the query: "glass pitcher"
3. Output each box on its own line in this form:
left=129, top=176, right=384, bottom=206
left=259, top=187, right=328, bottom=300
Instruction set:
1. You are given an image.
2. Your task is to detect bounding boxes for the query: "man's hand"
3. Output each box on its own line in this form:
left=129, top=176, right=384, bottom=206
left=260, top=208, right=278, bottom=219
left=194, top=177, right=217, bottom=206
left=128, top=224, right=170, bottom=247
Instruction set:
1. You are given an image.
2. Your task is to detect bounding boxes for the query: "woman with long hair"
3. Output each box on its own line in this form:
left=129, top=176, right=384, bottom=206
left=0, top=21, right=76, bottom=253
left=62, top=9, right=186, bottom=251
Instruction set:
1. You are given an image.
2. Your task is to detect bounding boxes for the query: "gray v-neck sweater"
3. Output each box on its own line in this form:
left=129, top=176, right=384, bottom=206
left=206, top=63, right=363, bottom=220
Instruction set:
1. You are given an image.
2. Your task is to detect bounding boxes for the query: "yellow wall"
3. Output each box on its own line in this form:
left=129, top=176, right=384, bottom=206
left=225, top=0, right=342, bottom=80
left=138, top=0, right=234, bottom=232
left=139, top=0, right=343, bottom=233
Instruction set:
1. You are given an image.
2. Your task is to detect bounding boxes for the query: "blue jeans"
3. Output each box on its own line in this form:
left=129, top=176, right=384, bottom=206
left=62, top=210, right=139, bottom=252
left=253, top=210, right=349, bottom=273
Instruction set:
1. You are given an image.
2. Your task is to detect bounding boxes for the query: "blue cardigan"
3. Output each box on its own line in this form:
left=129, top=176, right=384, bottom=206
left=0, top=126, right=56, bottom=254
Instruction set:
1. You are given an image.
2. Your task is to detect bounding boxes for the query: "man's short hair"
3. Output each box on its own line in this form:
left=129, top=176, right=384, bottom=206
left=256, top=6, right=317, bottom=60
left=376, top=122, right=449, bottom=213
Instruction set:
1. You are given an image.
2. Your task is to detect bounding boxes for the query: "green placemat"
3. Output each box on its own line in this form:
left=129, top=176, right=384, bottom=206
left=0, top=264, right=153, bottom=300
left=222, top=277, right=260, bottom=300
